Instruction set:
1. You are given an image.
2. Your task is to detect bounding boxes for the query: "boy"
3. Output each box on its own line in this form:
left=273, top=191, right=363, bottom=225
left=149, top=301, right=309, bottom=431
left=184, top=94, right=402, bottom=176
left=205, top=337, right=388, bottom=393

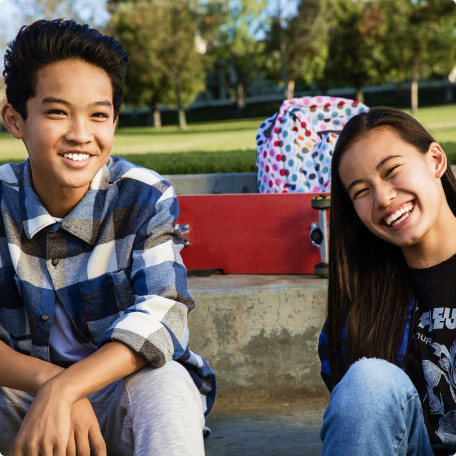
left=0, top=18, right=215, bottom=456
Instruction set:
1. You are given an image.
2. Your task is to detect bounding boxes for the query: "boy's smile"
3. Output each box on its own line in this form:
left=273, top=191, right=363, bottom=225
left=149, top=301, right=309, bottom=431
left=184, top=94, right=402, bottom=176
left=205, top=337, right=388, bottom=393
left=4, top=59, right=116, bottom=217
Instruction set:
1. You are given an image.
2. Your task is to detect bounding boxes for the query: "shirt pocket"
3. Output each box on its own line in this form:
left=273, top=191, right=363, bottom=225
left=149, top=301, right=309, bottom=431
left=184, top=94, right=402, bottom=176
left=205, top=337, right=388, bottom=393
left=78, top=268, right=135, bottom=345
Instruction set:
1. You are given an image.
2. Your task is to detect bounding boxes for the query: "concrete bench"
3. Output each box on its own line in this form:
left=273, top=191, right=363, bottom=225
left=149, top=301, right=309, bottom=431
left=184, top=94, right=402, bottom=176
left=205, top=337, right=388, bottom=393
left=187, top=274, right=328, bottom=405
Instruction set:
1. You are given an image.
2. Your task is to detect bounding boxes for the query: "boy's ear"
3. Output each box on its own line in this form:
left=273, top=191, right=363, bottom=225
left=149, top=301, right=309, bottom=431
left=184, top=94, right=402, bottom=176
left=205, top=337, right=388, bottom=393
left=1, top=104, right=25, bottom=139
left=427, top=142, right=447, bottom=178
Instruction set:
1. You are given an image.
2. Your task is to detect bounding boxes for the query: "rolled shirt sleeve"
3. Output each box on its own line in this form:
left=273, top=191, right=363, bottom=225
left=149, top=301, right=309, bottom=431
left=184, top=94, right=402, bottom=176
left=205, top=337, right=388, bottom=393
left=101, top=184, right=194, bottom=367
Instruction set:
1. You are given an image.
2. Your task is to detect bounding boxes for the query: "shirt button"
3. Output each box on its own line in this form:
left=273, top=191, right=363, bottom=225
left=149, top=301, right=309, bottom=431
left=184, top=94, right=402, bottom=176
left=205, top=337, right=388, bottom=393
left=51, top=258, right=59, bottom=266
left=41, top=313, right=50, bottom=321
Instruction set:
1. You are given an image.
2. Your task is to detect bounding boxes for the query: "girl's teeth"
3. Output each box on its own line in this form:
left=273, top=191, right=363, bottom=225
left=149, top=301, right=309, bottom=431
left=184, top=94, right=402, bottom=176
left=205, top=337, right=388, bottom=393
left=385, top=203, right=414, bottom=226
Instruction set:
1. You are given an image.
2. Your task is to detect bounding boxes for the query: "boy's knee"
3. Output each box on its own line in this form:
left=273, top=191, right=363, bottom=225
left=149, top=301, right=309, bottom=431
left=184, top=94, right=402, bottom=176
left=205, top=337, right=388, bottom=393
left=124, top=361, right=205, bottom=430
left=125, top=361, right=203, bottom=414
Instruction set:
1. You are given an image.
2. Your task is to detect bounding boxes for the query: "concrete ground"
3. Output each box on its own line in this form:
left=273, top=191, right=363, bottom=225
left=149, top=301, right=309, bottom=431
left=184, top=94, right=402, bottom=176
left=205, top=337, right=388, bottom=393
left=204, top=399, right=327, bottom=456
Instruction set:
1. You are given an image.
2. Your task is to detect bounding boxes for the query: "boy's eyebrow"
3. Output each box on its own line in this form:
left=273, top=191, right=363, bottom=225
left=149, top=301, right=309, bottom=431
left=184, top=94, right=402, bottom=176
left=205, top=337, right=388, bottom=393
left=346, top=155, right=404, bottom=194
left=41, top=97, right=113, bottom=108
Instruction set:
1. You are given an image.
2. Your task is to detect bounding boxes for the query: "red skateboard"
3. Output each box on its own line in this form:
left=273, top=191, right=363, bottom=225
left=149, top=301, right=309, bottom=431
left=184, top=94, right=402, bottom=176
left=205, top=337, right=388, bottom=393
left=176, top=193, right=330, bottom=275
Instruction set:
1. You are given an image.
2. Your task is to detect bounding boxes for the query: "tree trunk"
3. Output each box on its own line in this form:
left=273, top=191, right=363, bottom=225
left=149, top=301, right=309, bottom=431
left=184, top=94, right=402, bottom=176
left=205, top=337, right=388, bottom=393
left=178, top=108, right=187, bottom=130
left=153, top=109, right=162, bottom=128
left=411, top=57, right=419, bottom=114
left=173, top=72, right=187, bottom=130
left=446, top=83, right=453, bottom=103
left=150, top=100, right=162, bottom=128
left=355, top=87, right=364, bottom=104
left=236, top=81, right=246, bottom=110
left=286, top=79, right=295, bottom=100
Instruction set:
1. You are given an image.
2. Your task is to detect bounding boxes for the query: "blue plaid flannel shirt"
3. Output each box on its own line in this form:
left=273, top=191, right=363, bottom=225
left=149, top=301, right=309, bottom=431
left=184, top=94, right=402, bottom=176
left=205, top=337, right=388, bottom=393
left=0, top=156, right=215, bottom=413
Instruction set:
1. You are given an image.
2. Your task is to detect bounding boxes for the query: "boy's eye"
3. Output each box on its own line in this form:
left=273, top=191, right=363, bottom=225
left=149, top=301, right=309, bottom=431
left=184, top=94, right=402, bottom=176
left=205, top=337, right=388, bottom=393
left=46, top=109, right=66, bottom=116
left=92, top=112, right=110, bottom=119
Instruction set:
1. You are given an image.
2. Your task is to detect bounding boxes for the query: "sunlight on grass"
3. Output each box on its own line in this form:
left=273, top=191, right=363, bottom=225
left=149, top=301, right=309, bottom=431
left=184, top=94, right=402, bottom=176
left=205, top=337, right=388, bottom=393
left=0, top=106, right=455, bottom=173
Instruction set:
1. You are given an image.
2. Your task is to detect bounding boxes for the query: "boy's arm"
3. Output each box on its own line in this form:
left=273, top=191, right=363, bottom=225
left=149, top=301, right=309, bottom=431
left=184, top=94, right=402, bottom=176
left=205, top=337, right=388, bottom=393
left=13, top=341, right=147, bottom=456
left=0, top=339, right=63, bottom=392
left=14, top=182, right=192, bottom=455
left=99, top=182, right=195, bottom=368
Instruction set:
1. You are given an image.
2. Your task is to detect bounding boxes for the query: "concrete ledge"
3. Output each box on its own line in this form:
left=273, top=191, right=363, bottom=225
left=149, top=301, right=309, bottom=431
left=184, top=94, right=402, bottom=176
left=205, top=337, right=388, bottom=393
left=187, top=274, right=329, bottom=406
left=167, top=167, right=456, bottom=195
left=164, top=172, right=258, bottom=195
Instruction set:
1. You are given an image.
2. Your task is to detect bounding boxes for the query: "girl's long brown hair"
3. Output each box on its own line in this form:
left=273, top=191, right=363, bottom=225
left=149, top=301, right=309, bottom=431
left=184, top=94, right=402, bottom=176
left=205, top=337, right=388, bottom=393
left=328, top=107, right=456, bottom=389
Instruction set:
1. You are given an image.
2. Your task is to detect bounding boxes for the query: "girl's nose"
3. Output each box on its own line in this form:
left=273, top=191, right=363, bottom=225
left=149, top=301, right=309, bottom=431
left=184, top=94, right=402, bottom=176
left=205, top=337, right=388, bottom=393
left=374, top=185, right=397, bottom=208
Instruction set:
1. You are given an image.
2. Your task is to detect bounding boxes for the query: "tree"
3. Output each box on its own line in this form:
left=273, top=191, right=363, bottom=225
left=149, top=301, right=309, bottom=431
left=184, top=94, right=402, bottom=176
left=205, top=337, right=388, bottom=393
left=208, top=0, right=267, bottom=110
left=264, top=0, right=333, bottom=99
left=323, top=0, right=388, bottom=104
left=379, top=0, right=456, bottom=113
left=108, top=0, right=207, bottom=129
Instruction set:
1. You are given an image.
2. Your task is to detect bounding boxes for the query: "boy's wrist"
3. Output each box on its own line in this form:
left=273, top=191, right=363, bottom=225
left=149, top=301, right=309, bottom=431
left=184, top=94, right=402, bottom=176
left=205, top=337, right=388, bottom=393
left=33, top=363, right=64, bottom=391
left=40, top=370, right=81, bottom=406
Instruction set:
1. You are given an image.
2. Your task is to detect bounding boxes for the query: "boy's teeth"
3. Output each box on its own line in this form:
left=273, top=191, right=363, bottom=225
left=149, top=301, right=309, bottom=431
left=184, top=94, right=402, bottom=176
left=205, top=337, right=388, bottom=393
left=385, top=202, right=414, bottom=226
left=62, top=153, right=90, bottom=161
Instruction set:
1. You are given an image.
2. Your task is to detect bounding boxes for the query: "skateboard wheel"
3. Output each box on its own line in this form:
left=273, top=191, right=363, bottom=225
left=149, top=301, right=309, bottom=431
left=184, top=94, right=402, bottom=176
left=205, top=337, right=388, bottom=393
left=310, top=226, right=323, bottom=246
left=311, top=195, right=331, bottom=210
left=314, top=262, right=329, bottom=277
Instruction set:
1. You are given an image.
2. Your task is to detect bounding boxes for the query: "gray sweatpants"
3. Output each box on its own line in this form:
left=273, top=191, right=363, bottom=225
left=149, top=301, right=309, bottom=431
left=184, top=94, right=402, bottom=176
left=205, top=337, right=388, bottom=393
left=0, top=361, right=206, bottom=455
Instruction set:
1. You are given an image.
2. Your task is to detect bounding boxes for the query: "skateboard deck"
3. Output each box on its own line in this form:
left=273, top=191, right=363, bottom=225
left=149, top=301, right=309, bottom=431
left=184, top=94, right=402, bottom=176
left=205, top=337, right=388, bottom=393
left=176, top=193, right=329, bottom=275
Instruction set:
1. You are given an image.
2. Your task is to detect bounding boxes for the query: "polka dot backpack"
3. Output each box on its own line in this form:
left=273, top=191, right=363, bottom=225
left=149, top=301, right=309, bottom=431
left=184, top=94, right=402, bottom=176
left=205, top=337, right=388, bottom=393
left=256, top=96, right=368, bottom=193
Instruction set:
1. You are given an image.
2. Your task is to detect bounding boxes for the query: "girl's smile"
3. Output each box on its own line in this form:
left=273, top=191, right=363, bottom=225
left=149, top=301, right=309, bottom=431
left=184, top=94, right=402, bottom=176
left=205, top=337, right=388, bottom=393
left=338, top=126, right=456, bottom=268
left=383, top=200, right=415, bottom=229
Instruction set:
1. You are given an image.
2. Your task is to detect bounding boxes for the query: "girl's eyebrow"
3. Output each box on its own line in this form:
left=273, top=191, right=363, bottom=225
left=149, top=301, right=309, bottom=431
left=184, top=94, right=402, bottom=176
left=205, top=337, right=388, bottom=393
left=346, top=178, right=365, bottom=195
left=375, top=155, right=403, bottom=171
left=346, top=155, right=404, bottom=194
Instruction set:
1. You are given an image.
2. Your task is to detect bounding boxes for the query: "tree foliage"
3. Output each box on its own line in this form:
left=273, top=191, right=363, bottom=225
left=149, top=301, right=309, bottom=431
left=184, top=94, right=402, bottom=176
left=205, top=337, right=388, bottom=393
left=263, top=0, right=333, bottom=99
left=108, top=0, right=207, bottom=128
left=323, top=0, right=390, bottom=103
left=379, top=0, right=456, bottom=112
left=208, top=0, right=267, bottom=110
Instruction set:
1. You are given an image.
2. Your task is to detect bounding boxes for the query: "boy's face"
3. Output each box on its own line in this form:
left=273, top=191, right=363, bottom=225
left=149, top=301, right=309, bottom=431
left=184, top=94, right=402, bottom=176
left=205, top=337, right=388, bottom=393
left=4, top=59, right=116, bottom=215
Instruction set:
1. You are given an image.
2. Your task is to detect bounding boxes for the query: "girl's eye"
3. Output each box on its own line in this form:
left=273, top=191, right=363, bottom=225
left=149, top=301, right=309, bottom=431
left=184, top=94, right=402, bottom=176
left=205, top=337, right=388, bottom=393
left=352, top=188, right=368, bottom=200
left=385, top=165, right=400, bottom=177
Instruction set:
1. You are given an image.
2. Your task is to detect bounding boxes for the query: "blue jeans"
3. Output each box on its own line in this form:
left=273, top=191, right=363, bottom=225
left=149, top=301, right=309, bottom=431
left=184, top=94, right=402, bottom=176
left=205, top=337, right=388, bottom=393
left=320, top=358, right=434, bottom=455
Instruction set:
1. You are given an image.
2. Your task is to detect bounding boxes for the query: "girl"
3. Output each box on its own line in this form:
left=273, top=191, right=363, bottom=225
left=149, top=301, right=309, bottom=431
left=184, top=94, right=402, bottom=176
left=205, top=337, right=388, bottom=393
left=318, top=107, right=456, bottom=456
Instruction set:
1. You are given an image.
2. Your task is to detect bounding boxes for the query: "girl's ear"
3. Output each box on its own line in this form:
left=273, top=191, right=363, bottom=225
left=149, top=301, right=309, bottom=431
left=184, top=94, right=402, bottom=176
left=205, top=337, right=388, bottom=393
left=1, top=104, right=25, bottom=139
left=427, top=142, right=447, bottom=178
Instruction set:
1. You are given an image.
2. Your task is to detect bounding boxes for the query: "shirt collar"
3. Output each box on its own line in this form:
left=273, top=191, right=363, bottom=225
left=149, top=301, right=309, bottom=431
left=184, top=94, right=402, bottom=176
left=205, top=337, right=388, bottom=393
left=22, top=159, right=110, bottom=245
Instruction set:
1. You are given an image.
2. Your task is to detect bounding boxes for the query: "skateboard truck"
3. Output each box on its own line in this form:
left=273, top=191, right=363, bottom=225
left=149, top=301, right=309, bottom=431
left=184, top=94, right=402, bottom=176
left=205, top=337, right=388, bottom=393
left=176, top=224, right=190, bottom=247
left=310, top=195, right=330, bottom=276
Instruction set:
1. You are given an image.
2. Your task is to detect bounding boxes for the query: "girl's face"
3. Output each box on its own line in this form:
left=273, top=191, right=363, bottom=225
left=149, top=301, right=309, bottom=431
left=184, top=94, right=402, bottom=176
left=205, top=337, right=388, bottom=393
left=338, top=127, right=448, bottom=255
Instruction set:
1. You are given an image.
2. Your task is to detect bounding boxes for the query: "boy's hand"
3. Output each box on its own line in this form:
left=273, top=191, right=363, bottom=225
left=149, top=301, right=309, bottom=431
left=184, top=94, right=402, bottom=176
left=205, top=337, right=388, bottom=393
left=13, top=382, right=106, bottom=456
left=67, top=398, right=106, bottom=456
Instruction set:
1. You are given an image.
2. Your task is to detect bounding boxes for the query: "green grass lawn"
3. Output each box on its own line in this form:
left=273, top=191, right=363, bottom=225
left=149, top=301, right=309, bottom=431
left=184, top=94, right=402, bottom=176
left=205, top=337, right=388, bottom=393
left=0, top=104, right=455, bottom=173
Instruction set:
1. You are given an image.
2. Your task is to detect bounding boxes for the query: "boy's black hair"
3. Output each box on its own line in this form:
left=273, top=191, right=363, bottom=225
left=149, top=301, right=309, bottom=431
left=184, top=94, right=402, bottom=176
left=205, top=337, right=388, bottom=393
left=3, top=18, right=128, bottom=120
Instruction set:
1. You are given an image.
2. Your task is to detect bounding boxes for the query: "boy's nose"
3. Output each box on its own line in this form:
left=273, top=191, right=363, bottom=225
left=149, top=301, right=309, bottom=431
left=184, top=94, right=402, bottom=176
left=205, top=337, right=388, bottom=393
left=64, top=119, right=92, bottom=144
